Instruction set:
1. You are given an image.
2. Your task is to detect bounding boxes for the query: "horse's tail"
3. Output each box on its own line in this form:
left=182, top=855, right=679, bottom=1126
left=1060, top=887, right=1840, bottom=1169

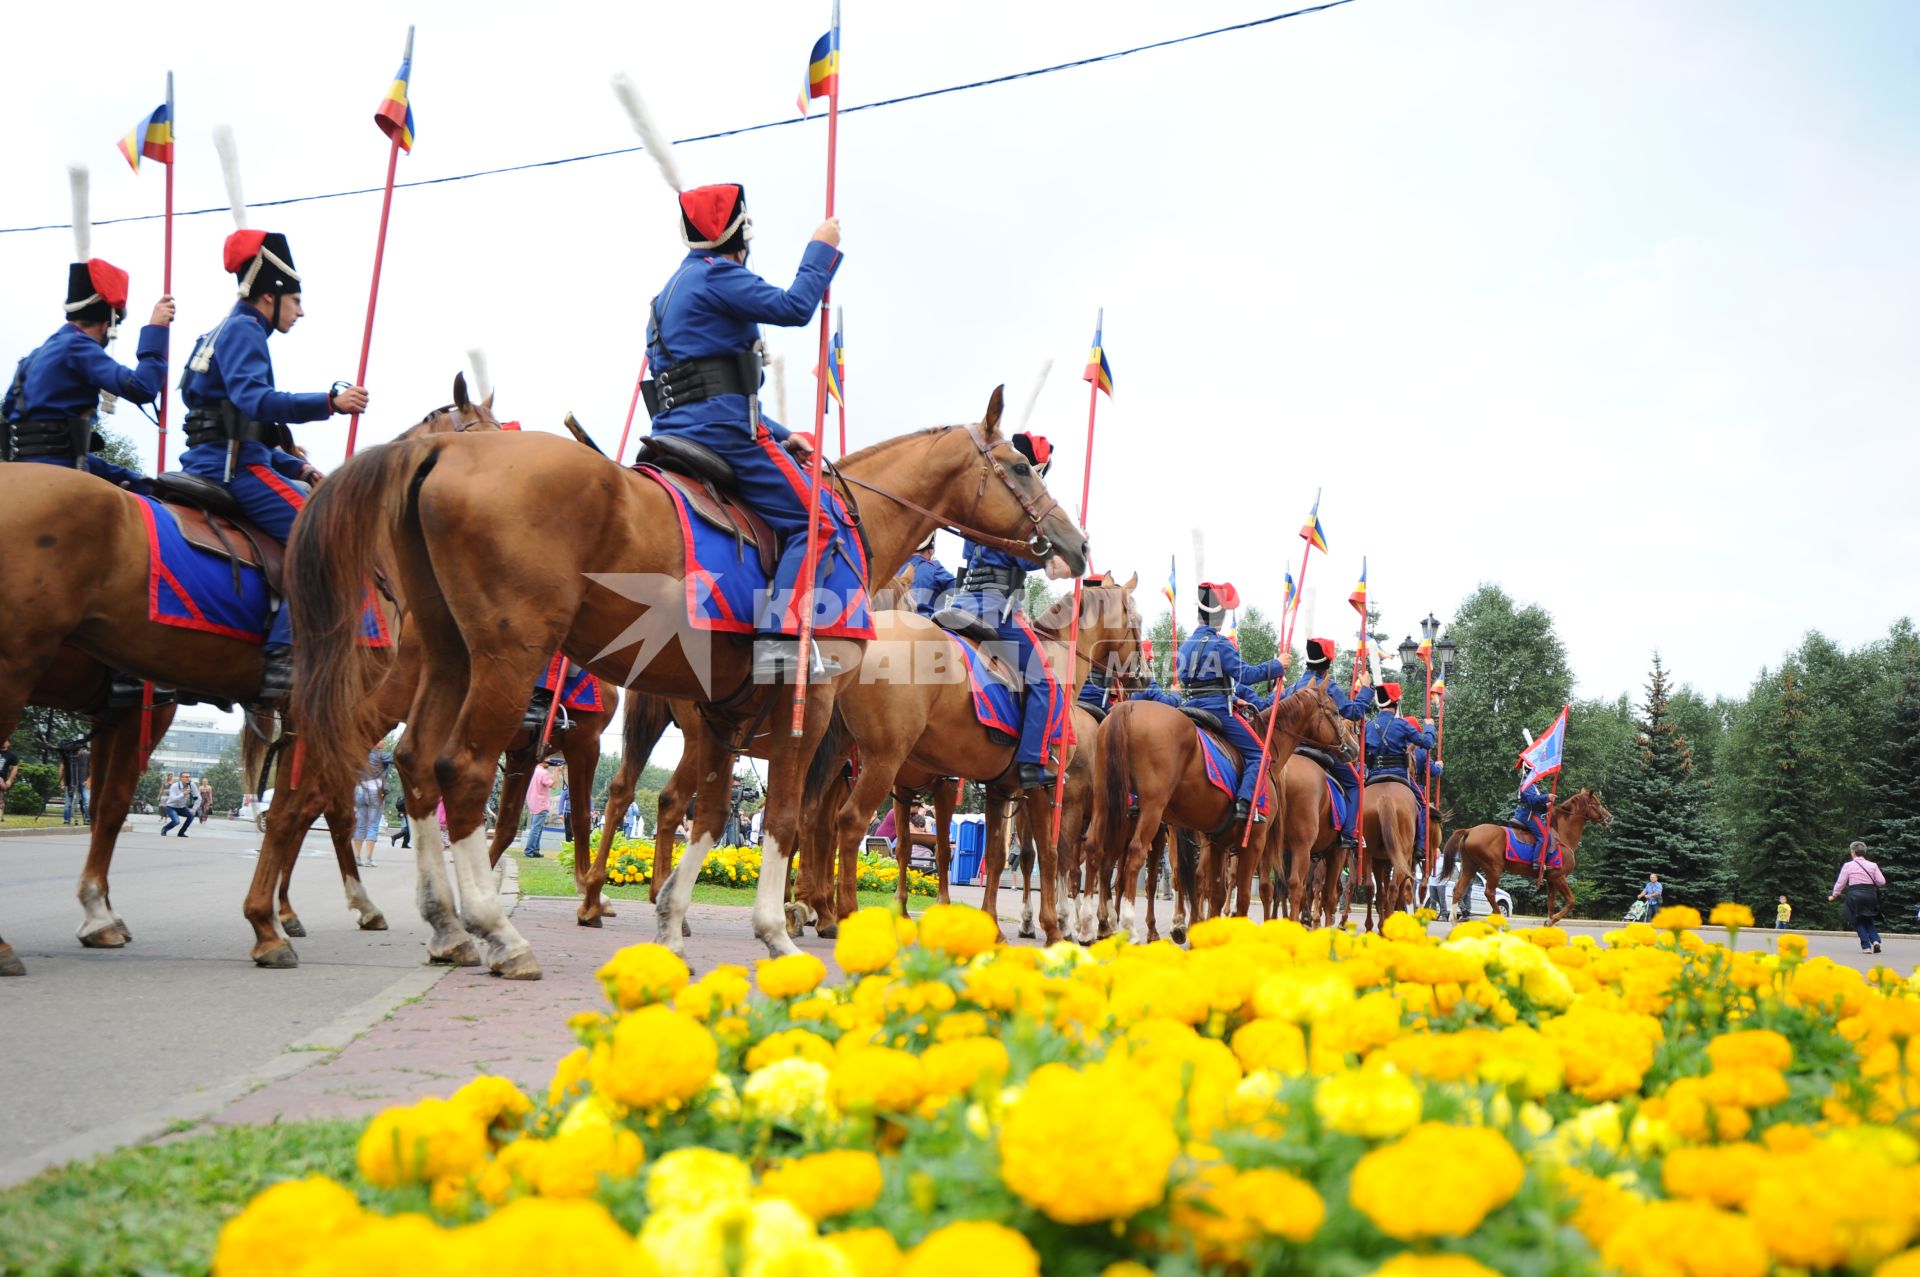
left=288, top=437, right=438, bottom=803
left=1089, top=705, right=1134, bottom=871
left=802, top=707, right=852, bottom=812
left=621, top=692, right=675, bottom=769
left=1176, top=826, right=1200, bottom=905
left=1440, top=828, right=1466, bottom=884
left=239, top=709, right=280, bottom=798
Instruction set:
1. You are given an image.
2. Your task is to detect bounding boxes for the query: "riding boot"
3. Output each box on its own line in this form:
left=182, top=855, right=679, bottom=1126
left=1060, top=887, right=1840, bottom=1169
left=522, top=688, right=554, bottom=733
left=106, top=673, right=174, bottom=711
left=1017, top=762, right=1055, bottom=791
left=1233, top=799, right=1251, bottom=824
left=255, top=645, right=294, bottom=703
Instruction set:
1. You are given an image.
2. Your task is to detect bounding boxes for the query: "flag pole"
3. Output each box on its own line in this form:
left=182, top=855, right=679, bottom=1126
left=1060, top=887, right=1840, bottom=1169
left=156, top=70, right=175, bottom=474
left=1421, top=643, right=1436, bottom=877
left=346, top=25, right=412, bottom=459
left=1167, top=555, right=1179, bottom=690
left=789, top=0, right=841, bottom=737
left=1049, top=308, right=1104, bottom=844
left=613, top=358, right=649, bottom=465
left=1350, top=557, right=1370, bottom=910
left=833, top=305, right=846, bottom=455
left=1279, top=487, right=1321, bottom=657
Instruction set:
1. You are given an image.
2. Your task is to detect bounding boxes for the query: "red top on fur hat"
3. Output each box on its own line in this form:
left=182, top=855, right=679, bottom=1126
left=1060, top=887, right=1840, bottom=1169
left=1307, top=637, right=1338, bottom=662
left=1014, top=433, right=1052, bottom=466
left=679, top=184, right=744, bottom=244
left=83, top=260, right=129, bottom=310
left=1378, top=681, right=1403, bottom=702
left=1198, top=581, right=1241, bottom=610
left=223, top=229, right=268, bottom=274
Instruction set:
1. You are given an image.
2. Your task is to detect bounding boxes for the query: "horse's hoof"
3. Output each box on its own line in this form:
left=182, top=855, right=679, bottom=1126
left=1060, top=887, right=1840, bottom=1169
left=78, top=922, right=129, bottom=949
left=1169, top=925, right=1188, bottom=946
left=784, top=903, right=807, bottom=939
left=577, top=912, right=604, bottom=928
left=358, top=913, right=389, bottom=931
left=251, top=941, right=299, bottom=969
left=814, top=923, right=839, bottom=940
left=600, top=906, right=618, bottom=919
left=1018, top=924, right=1038, bottom=940
left=279, top=917, right=307, bottom=939
left=429, top=939, right=483, bottom=967
left=0, top=946, right=24, bottom=977
left=490, top=949, right=543, bottom=981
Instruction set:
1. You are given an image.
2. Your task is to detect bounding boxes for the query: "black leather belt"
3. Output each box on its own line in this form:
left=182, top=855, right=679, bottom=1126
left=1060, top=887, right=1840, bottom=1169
left=641, top=352, right=761, bottom=418
left=960, top=566, right=1024, bottom=595
left=4, top=417, right=93, bottom=462
left=183, top=405, right=290, bottom=450
left=1372, top=753, right=1408, bottom=770
left=1184, top=680, right=1231, bottom=696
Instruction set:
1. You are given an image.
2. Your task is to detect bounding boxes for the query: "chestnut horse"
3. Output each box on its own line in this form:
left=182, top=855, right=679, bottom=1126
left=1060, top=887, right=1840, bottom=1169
left=289, top=388, right=1086, bottom=973
left=1273, top=745, right=1368, bottom=928
left=1440, top=788, right=1613, bottom=924
left=1090, top=685, right=1351, bottom=941
left=1354, top=777, right=1423, bottom=931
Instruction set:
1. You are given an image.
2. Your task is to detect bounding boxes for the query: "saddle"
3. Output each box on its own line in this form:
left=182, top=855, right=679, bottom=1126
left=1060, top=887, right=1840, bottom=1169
left=1079, top=700, right=1109, bottom=725
left=1367, top=773, right=1423, bottom=799
left=1180, top=705, right=1226, bottom=735
left=1294, top=744, right=1343, bottom=776
left=148, top=471, right=286, bottom=596
left=930, top=606, right=1000, bottom=645
left=634, top=435, right=776, bottom=578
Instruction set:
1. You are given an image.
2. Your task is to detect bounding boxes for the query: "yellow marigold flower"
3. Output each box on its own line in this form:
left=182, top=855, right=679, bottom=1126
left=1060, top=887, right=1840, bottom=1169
left=1314, top=1068, right=1423, bottom=1139
left=1232, top=1166, right=1325, bottom=1241
left=825, top=1227, right=903, bottom=1277
left=900, top=1221, right=1038, bottom=1277
left=832, top=1046, right=927, bottom=1114
left=488, top=1126, right=646, bottom=1202
left=1709, top=903, right=1755, bottom=929
left=1371, top=1030, right=1493, bottom=1084
left=1318, top=990, right=1407, bottom=1060
left=1350, top=1123, right=1525, bottom=1239
left=1381, top=911, right=1429, bottom=944
left=357, top=1098, right=491, bottom=1188
left=922, top=1036, right=1010, bottom=1096
left=835, top=906, right=901, bottom=974
left=1000, top=1063, right=1178, bottom=1224
left=1231, top=1018, right=1308, bottom=1075
left=1748, top=1146, right=1920, bottom=1270
left=917, top=904, right=1000, bottom=960
left=460, top=1198, right=658, bottom=1277
left=1549, top=1101, right=1625, bottom=1158
left=213, top=1175, right=364, bottom=1277
left=1480, top=1025, right=1566, bottom=1098
left=1651, top=904, right=1703, bottom=932
left=1100, top=1265, right=1156, bottom=1277
left=1541, top=1004, right=1659, bottom=1101
left=757, top=952, right=829, bottom=999
left=1877, top=1251, right=1920, bottom=1277
left=760, top=1149, right=885, bottom=1221
left=743, top=1057, right=833, bottom=1126
left=451, top=1074, right=533, bottom=1135
left=1707, top=1028, right=1792, bottom=1073
left=675, top=964, right=753, bottom=1021
left=1660, top=1077, right=1753, bottom=1143
left=1662, top=1143, right=1768, bottom=1210
left=588, top=1004, right=718, bottom=1111
left=647, top=1146, right=753, bottom=1214
left=1524, top=925, right=1569, bottom=949
left=1254, top=963, right=1355, bottom=1024
left=1170, top=1163, right=1325, bottom=1260
left=745, top=1028, right=837, bottom=1072
left=557, top=1092, right=620, bottom=1137
left=1601, top=1198, right=1767, bottom=1277
left=1188, top=915, right=1257, bottom=948
left=596, top=943, right=691, bottom=1010
left=1778, top=933, right=1808, bottom=959
left=1701, top=1063, right=1789, bottom=1109
left=1366, top=1256, right=1504, bottom=1277
left=289, top=1213, right=464, bottom=1277
left=933, top=1011, right=989, bottom=1042
left=639, top=1197, right=813, bottom=1277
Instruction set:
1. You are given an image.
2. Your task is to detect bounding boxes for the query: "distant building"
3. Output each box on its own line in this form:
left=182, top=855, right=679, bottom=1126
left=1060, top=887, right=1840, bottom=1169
left=149, top=717, right=235, bottom=778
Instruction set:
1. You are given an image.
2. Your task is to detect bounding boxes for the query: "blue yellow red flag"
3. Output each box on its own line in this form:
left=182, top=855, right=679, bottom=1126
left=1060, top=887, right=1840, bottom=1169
left=1300, top=494, right=1328, bottom=552
left=1083, top=318, right=1114, bottom=397
left=1418, top=636, right=1433, bottom=661
left=116, top=103, right=173, bottom=172
left=1283, top=569, right=1296, bottom=612
left=826, top=326, right=846, bottom=406
left=374, top=53, right=417, bottom=152
left=798, top=21, right=840, bottom=116
left=1222, top=612, right=1238, bottom=646
left=1162, top=556, right=1176, bottom=609
left=1519, top=705, right=1569, bottom=788
left=1348, top=558, right=1368, bottom=616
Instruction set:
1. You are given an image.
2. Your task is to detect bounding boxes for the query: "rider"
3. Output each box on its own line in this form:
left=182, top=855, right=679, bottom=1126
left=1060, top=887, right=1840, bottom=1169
left=1283, top=637, right=1374, bottom=847
left=902, top=532, right=956, bottom=619
left=1177, top=582, right=1286, bottom=824
left=1410, top=735, right=1442, bottom=865
left=4, top=255, right=172, bottom=488
left=1513, top=775, right=1554, bottom=850
left=640, top=183, right=849, bottom=682
left=178, top=228, right=371, bottom=700
left=934, top=434, right=1066, bottom=790
left=1363, top=683, right=1435, bottom=784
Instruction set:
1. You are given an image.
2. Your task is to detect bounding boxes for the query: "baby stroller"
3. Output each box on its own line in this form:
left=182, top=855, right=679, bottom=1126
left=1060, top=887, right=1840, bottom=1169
left=1623, top=898, right=1650, bottom=923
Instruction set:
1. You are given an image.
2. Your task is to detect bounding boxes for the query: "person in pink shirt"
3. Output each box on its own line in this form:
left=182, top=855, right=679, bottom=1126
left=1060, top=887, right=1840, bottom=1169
left=523, top=759, right=560, bottom=859
left=1829, top=840, right=1887, bottom=954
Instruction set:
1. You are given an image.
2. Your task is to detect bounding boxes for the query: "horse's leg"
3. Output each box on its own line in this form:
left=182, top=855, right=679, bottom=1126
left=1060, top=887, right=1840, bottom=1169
left=979, top=799, right=1012, bottom=939
left=1230, top=823, right=1260, bottom=920
left=934, top=781, right=956, bottom=907
left=74, top=708, right=137, bottom=947
left=240, top=741, right=316, bottom=967
left=1027, top=792, right=1064, bottom=946
left=1017, top=819, right=1038, bottom=940
left=282, top=792, right=356, bottom=939
left=652, top=750, right=697, bottom=905
left=488, top=732, right=535, bottom=869
left=653, top=729, right=725, bottom=957
left=586, top=695, right=660, bottom=927
left=1118, top=797, right=1164, bottom=943
left=747, top=692, right=839, bottom=958
left=1144, top=830, right=1160, bottom=942
left=1168, top=828, right=1192, bottom=946
left=437, top=674, right=542, bottom=978
left=891, top=789, right=915, bottom=917
left=335, top=788, right=388, bottom=931
left=1485, top=861, right=1502, bottom=919
left=561, top=723, right=600, bottom=892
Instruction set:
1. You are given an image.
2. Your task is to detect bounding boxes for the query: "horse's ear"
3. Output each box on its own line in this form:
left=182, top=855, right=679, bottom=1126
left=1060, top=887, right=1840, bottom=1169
left=453, top=372, right=471, bottom=412
left=1122, top=571, right=1138, bottom=592
left=484, top=390, right=496, bottom=413
left=981, top=385, right=1006, bottom=440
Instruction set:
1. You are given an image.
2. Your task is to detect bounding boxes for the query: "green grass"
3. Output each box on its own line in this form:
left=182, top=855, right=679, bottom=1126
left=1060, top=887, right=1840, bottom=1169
left=0, top=814, right=79, bottom=829
left=515, top=854, right=910, bottom=911
left=0, top=1119, right=362, bottom=1277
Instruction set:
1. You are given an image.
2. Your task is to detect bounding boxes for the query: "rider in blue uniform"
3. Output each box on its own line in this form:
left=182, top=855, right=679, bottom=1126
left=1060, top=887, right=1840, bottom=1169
left=1365, top=683, right=1437, bottom=858
left=640, top=183, right=851, bottom=682
left=902, top=533, right=955, bottom=619
left=178, top=228, right=370, bottom=700
left=1410, top=738, right=1442, bottom=864
left=932, top=434, right=1065, bottom=790
left=1178, top=582, right=1286, bottom=824
left=1513, top=779, right=1554, bottom=850
left=4, top=254, right=171, bottom=488
left=1283, top=637, right=1375, bottom=847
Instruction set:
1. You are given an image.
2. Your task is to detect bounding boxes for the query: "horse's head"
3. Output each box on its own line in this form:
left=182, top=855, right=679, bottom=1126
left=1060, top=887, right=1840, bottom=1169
left=1300, top=684, right=1361, bottom=762
left=1041, top=570, right=1141, bottom=676
left=1563, top=788, right=1613, bottom=827
left=966, top=385, right=1088, bottom=574
left=398, top=372, right=503, bottom=438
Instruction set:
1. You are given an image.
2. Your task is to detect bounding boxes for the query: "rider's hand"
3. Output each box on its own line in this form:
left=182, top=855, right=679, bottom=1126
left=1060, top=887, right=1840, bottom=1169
left=811, top=218, right=842, bottom=248
left=150, top=296, right=176, bottom=327
left=330, top=385, right=370, bottom=415
left=1357, top=666, right=1373, bottom=687
left=783, top=432, right=815, bottom=461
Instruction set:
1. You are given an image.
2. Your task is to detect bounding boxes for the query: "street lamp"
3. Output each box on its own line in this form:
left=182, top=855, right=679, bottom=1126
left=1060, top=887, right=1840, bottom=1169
left=1434, top=634, right=1458, bottom=684
left=1420, top=612, right=1440, bottom=644
left=1397, top=635, right=1419, bottom=678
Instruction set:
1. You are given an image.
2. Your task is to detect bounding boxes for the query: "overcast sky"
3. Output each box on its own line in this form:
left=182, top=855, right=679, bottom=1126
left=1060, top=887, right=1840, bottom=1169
left=8, top=0, right=1916, bottom=762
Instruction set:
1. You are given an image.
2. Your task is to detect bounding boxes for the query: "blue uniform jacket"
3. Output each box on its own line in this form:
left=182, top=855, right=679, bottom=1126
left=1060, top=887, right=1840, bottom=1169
left=179, top=302, right=330, bottom=479
left=950, top=540, right=1042, bottom=620
left=647, top=244, right=840, bottom=439
left=1365, top=714, right=1435, bottom=760
left=905, top=552, right=956, bottom=618
left=7, top=322, right=169, bottom=421
left=1517, top=783, right=1551, bottom=813
left=1283, top=670, right=1375, bottom=721
left=1411, top=746, right=1442, bottom=787
left=1177, top=626, right=1284, bottom=702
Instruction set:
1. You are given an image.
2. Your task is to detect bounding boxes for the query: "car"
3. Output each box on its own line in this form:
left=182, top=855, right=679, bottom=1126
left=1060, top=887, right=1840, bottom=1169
left=1423, top=871, right=1512, bottom=920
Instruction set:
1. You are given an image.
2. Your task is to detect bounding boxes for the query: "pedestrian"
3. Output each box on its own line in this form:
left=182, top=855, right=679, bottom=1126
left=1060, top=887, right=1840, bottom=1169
left=1639, top=874, right=1664, bottom=916
left=353, top=749, right=385, bottom=869
left=1829, top=840, right=1887, bottom=955
left=0, top=737, right=19, bottom=822
left=1775, top=895, right=1792, bottom=930
left=57, top=738, right=91, bottom=825
left=523, top=758, right=558, bottom=858
left=197, top=778, right=213, bottom=823
left=159, top=771, right=197, bottom=836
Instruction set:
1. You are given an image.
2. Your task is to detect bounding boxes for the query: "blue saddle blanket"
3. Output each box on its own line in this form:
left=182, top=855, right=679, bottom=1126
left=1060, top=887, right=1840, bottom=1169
left=1322, top=774, right=1351, bottom=831
left=950, top=635, right=1019, bottom=742
left=1503, top=825, right=1562, bottom=870
left=137, top=497, right=271, bottom=643
left=1197, top=725, right=1271, bottom=815
left=636, top=467, right=873, bottom=640
left=538, top=659, right=605, bottom=713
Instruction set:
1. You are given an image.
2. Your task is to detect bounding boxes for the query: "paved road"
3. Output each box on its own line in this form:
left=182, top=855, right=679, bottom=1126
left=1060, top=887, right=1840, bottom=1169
left=0, top=819, right=438, bottom=1179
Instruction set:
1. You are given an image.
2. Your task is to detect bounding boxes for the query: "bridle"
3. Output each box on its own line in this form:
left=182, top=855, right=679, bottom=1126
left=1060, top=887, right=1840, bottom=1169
left=835, top=423, right=1065, bottom=560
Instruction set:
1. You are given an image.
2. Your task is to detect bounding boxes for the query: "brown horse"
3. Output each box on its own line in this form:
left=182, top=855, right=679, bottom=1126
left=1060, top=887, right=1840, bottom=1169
left=289, top=388, right=1086, bottom=973
left=1090, top=685, right=1352, bottom=941
left=1274, top=745, right=1368, bottom=928
left=1440, top=788, right=1613, bottom=924
left=484, top=678, right=621, bottom=883
left=815, top=576, right=1140, bottom=945
left=1355, top=778, right=1424, bottom=931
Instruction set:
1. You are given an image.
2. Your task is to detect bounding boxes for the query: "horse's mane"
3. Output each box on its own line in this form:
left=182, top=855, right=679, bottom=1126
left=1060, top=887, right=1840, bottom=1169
left=834, top=424, right=964, bottom=470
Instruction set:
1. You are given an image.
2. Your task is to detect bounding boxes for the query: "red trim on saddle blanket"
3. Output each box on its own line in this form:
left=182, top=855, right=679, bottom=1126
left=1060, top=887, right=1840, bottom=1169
left=136, top=498, right=267, bottom=643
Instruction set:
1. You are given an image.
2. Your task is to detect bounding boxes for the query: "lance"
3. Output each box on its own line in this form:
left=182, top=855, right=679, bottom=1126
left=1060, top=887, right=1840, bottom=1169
left=1167, top=554, right=1180, bottom=689
left=1049, top=310, right=1106, bottom=845
left=832, top=305, right=846, bottom=455
left=788, top=0, right=843, bottom=737
left=1421, top=641, right=1437, bottom=877
left=613, top=358, right=649, bottom=465
left=1349, top=557, right=1371, bottom=906
left=538, top=653, right=569, bottom=753
left=346, top=25, right=415, bottom=458
left=157, top=71, right=175, bottom=473
left=1279, top=486, right=1321, bottom=659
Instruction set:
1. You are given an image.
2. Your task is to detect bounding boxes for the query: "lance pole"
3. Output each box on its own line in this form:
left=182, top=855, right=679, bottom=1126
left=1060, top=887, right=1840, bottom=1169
left=789, top=0, right=842, bottom=737
left=538, top=653, right=568, bottom=753
left=1421, top=643, right=1436, bottom=876
left=157, top=70, right=175, bottom=473
left=1049, top=309, right=1104, bottom=844
left=1350, top=558, right=1370, bottom=903
left=346, top=25, right=412, bottom=458
left=834, top=306, right=846, bottom=455
left=614, top=358, right=649, bottom=465
left=1279, top=487, right=1321, bottom=658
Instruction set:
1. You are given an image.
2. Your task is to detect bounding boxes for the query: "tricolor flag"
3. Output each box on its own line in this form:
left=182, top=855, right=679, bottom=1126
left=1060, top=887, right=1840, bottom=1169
left=1162, top=556, right=1176, bottom=610
left=1083, top=318, right=1114, bottom=397
left=1300, top=496, right=1328, bottom=552
left=1519, top=706, right=1569, bottom=789
left=1348, top=558, right=1368, bottom=616
left=374, top=53, right=417, bottom=152
left=798, top=18, right=840, bottom=116
left=116, top=103, right=173, bottom=172
left=825, top=326, right=846, bottom=406
left=1418, top=636, right=1433, bottom=662
left=1283, top=569, right=1296, bottom=613
left=1222, top=613, right=1238, bottom=647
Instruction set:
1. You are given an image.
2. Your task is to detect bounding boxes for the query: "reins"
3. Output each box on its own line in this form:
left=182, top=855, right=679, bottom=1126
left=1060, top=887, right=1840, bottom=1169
left=835, top=424, right=1061, bottom=560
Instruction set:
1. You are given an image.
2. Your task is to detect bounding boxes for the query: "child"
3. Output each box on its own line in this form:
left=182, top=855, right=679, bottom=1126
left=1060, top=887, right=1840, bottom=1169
left=1775, top=895, right=1792, bottom=929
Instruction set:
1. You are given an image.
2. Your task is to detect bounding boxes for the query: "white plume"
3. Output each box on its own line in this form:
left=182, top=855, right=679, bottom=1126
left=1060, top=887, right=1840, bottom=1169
left=466, top=347, right=492, bottom=403
left=213, top=126, right=248, bottom=228
left=68, top=166, right=90, bottom=261
left=771, top=355, right=789, bottom=426
left=1191, top=528, right=1207, bottom=590
left=1522, top=729, right=1535, bottom=747
left=611, top=73, right=683, bottom=193
left=1013, top=357, right=1052, bottom=434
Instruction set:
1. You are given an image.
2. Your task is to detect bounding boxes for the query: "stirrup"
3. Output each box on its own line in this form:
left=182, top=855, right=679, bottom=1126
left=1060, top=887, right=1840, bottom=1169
left=752, top=639, right=841, bottom=685
left=522, top=688, right=554, bottom=733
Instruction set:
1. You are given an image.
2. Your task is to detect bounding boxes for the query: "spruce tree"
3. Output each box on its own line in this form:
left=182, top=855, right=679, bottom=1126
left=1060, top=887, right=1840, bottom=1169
left=1737, top=665, right=1835, bottom=927
left=1595, top=654, right=1735, bottom=913
left=1864, top=621, right=1920, bottom=919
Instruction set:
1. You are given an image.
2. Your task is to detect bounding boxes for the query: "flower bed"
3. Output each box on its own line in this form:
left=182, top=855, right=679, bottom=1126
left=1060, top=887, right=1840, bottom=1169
left=212, top=906, right=1920, bottom=1276
left=557, top=837, right=941, bottom=898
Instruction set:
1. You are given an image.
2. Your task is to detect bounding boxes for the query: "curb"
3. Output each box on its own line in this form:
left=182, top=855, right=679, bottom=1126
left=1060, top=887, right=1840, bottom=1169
left=0, top=825, right=94, bottom=839
left=1538, top=917, right=1914, bottom=942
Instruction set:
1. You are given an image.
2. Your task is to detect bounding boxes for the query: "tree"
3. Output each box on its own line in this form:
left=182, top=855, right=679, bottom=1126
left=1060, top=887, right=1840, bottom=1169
left=1593, top=654, right=1734, bottom=914
left=1722, top=664, right=1834, bottom=925
left=134, top=766, right=165, bottom=811
left=1236, top=605, right=1280, bottom=672
left=98, top=427, right=142, bottom=471
left=1023, top=576, right=1064, bottom=622
left=1863, top=618, right=1920, bottom=918
left=1556, top=693, right=1640, bottom=901
left=203, top=746, right=245, bottom=813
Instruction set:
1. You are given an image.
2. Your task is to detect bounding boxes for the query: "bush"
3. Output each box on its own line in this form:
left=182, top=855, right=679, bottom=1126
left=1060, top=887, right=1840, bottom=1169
left=559, top=835, right=940, bottom=897
left=5, top=762, right=58, bottom=814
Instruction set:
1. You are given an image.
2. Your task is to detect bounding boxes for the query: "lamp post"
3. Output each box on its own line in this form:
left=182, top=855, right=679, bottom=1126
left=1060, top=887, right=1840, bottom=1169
left=1432, top=630, right=1458, bottom=826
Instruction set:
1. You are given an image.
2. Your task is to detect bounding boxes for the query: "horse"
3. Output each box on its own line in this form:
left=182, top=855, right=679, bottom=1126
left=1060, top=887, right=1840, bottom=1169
left=1354, top=776, right=1424, bottom=931
left=1089, top=684, right=1352, bottom=941
left=1274, top=742, right=1367, bottom=928
left=1439, top=788, right=1613, bottom=924
left=288, top=387, right=1087, bottom=973
left=484, top=677, right=621, bottom=885
left=813, top=575, right=1140, bottom=946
